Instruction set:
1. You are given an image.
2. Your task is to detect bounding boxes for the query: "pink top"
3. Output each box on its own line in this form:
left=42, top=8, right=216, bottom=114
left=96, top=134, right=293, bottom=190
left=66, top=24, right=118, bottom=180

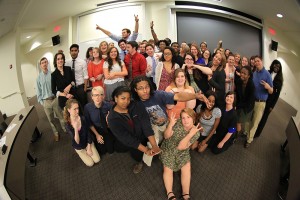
left=158, top=67, right=175, bottom=91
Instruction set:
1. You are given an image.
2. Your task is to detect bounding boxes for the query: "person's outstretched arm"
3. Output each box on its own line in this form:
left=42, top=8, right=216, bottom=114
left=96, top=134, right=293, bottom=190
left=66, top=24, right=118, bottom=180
left=96, top=24, right=112, bottom=37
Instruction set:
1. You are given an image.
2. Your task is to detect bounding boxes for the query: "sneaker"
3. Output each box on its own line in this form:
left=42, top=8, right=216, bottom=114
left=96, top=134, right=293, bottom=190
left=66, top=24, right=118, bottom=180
left=133, top=162, right=143, bottom=174
left=54, top=134, right=59, bottom=142
left=244, top=142, right=250, bottom=148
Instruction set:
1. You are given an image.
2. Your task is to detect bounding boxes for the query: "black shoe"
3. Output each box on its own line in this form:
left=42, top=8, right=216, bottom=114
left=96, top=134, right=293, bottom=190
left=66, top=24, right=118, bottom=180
left=30, top=158, right=37, bottom=167
left=31, top=132, right=42, bottom=143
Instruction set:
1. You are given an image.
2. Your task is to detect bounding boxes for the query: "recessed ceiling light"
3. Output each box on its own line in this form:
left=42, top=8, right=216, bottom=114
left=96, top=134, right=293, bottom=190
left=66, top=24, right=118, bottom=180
left=26, top=36, right=31, bottom=39
left=0, top=18, right=5, bottom=22
left=277, top=14, right=283, bottom=18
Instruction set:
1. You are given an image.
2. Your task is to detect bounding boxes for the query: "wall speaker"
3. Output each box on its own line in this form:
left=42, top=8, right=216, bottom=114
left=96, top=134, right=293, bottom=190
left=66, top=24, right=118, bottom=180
left=52, top=35, right=60, bottom=46
left=271, top=40, right=278, bottom=51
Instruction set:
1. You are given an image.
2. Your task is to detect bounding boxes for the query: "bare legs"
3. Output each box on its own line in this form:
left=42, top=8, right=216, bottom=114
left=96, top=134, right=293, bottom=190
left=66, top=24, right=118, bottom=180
left=163, top=162, right=191, bottom=200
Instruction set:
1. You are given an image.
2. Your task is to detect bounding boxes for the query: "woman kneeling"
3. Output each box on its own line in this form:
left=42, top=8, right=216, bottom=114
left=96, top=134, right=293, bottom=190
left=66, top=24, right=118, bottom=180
left=64, top=99, right=100, bottom=167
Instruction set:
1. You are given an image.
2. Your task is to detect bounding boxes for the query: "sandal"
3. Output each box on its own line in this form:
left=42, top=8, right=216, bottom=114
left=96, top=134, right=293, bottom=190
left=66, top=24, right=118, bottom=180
left=181, top=194, right=190, bottom=200
left=167, top=192, right=176, bottom=200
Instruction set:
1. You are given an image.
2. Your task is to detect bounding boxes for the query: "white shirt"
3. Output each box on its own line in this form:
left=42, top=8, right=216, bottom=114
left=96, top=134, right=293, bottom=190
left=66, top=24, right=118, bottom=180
left=65, top=57, right=88, bottom=86
left=103, top=60, right=125, bottom=84
left=146, top=54, right=159, bottom=78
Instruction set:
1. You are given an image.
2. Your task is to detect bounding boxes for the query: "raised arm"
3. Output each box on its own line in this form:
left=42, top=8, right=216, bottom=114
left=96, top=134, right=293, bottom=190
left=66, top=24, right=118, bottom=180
left=177, top=124, right=201, bottom=150
left=134, top=14, right=139, bottom=33
left=193, top=64, right=213, bottom=75
left=96, top=24, right=112, bottom=37
left=150, top=21, right=159, bottom=45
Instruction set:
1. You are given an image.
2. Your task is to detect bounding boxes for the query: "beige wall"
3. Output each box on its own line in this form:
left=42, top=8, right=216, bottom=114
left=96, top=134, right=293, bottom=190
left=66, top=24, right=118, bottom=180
left=0, top=31, right=28, bottom=116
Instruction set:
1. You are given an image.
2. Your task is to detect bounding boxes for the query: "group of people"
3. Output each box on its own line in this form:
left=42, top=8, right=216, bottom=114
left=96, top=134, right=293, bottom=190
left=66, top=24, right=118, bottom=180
left=35, top=16, right=284, bottom=200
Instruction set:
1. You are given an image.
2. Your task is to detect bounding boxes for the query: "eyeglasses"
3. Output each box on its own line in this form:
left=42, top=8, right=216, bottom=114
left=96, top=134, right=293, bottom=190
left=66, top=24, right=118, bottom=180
left=92, top=94, right=104, bottom=97
left=164, top=53, right=172, bottom=56
left=185, top=58, right=193, bottom=61
left=136, top=85, right=150, bottom=91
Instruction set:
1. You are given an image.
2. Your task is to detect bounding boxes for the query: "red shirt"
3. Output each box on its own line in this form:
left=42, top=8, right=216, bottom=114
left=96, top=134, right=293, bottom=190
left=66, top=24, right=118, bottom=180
left=124, top=52, right=147, bottom=79
left=88, top=59, right=104, bottom=87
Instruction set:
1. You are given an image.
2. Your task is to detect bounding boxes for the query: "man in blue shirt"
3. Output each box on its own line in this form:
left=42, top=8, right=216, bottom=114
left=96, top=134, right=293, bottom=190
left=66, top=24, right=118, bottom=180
left=245, top=56, right=273, bottom=148
left=36, top=57, right=66, bottom=142
left=96, top=15, right=139, bottom=42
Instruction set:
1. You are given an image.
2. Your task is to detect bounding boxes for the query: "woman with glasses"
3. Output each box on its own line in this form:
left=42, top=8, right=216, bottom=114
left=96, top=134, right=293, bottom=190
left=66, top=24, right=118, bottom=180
left=182, top=52, right=212, bottom=96
left=198, top=49, right=211, bottom=67
left=84, top=86, right=114, bottom=155
left=155, top=46, right=180, bottom=91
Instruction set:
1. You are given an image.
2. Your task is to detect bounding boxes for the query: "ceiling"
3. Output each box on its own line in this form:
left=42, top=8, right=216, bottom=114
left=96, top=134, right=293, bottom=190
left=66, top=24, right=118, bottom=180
left=0, top=0, right=300, bottom=47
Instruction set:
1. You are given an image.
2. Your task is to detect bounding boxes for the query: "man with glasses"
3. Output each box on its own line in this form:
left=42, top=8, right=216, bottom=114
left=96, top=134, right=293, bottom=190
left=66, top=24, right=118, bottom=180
left=84, top=86, right=114, bottom=155
left=130, top=76, right=209, bottom=166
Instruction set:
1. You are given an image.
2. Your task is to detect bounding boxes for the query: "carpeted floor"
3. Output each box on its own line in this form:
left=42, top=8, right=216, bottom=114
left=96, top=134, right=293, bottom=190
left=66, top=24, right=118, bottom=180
left=24, top=97, right=297, bottom=200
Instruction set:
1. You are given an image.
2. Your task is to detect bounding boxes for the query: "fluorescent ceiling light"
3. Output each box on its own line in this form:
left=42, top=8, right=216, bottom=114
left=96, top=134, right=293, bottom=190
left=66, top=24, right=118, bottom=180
left=26, top=36, right=31, bottom=39
left=277, top=14, right=283, bottom=18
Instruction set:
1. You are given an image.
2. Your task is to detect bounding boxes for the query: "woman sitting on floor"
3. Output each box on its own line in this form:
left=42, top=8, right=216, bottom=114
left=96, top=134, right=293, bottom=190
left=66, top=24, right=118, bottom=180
left=191, top=90, right=221, bottom=153
left=160, top=108, right=202, bottom=200
left=107, top=86, right=161, bottom=174
left=209, top=91, right=237, bottom=154
left=64, top=99, right=100, bottom=167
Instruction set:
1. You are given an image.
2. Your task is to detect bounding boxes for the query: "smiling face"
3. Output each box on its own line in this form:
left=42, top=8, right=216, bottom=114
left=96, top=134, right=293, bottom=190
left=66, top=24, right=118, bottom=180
left=203, top=50, right=210, bottom=59
left=121, top=29, right=130, bottom=39
left=225, top=93, right=235, bottom=106
left=227, top=55, right=235, bottom=67
left=240, top=67, right=250, bottom=82
left=163, top=49, right=173, bottom=62
left=190, top=45, right=199, bottom=57
left=241, top=57, right=248, bottom=67
left=184, top=54, right=194, bottom=68
left=115, top=92, right=131, bottom=110
left=109, top=47, right=118, bottom=60
left=181, top=112, right=194, bottom=129
left=99, top=42, right=108, bottom=54
left=207, top=95, right=216, bottom=110
left=56, top=54, right=64, bottom=68
left=175, top=72, right=186, bottom=87
left=212, top=53, right=222, bottom=67
left=254, top=57, right=263, bottom=70
left=273, top=63, right=280, bottom=73
left=135, top=81, right=150, bottom=101
left=146, top=45, right=154, bottom=57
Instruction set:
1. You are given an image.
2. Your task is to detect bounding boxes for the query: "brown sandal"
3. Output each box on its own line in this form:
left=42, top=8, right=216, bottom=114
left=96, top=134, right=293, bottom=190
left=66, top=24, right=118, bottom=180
left=181, top=194, right=190, bottom=200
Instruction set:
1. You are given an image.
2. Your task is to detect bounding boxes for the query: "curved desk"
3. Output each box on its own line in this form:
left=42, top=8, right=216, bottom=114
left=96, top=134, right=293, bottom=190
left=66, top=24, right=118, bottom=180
left=0, top=106, right=38, bottom=200
left=285, top=117, right=300, bottom=200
